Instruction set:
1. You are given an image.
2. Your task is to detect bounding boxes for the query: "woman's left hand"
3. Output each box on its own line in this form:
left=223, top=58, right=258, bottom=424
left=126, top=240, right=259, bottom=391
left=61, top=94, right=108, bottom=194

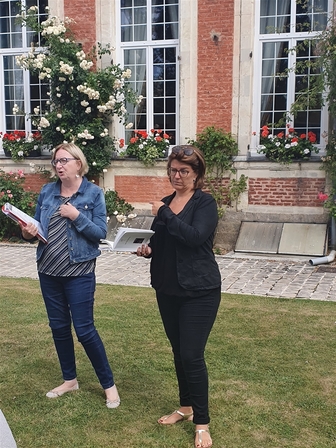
left=150, top=201, right=165, bottom=216
left=59, top=202, right=80, bottom=221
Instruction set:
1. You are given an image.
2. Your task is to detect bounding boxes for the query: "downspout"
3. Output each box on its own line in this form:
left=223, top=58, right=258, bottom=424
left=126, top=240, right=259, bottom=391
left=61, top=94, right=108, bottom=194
left=309, top=216, right=336, bottom=265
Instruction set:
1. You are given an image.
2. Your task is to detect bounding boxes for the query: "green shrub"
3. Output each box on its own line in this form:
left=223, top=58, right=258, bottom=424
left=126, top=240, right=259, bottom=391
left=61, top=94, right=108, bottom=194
left=0, top=169, right=38, bottom=240
left=188, top=126, right=247, bottom=217
left=104, top=189, right=134, bottom=218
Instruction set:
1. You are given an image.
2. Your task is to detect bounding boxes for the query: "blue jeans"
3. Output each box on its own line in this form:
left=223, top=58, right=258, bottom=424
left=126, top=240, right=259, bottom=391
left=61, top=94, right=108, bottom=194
left=38, top=272, right=114, bottom=389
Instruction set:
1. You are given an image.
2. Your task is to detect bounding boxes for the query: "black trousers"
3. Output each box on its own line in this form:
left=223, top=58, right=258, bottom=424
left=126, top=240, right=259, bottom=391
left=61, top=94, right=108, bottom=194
left=156, top=287, right=221, bottom=424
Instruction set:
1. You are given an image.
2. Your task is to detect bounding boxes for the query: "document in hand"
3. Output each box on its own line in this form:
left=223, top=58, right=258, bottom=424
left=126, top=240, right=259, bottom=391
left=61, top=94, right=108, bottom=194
left=2, top=202, right=47, bottom=243
left=106, top=227, right=154, bottom=252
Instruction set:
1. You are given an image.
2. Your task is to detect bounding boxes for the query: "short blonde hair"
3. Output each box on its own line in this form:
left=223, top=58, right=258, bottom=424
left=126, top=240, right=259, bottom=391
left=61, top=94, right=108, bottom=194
left=51, top=143, right=89, bottom=176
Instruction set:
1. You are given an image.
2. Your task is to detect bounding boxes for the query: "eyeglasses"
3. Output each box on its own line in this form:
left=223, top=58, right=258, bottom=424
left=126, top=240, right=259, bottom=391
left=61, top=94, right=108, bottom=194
left=51, top=157, right=77, bottom=166
left=168, top=167, right=190, bottom=178
left=172, top=146, right=194, bottom=156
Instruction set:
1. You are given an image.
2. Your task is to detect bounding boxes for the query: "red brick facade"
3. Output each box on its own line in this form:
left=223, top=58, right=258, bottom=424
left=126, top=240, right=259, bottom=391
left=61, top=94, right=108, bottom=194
left=64, top=0, right=96, bottom=53
left=23, top=173, right=49, bottom=193
left=4, top=1, right=326, bottom=218
left=249, top=178, right=326, bottom=207
left=115, top=176, right=172, bottom=203
left=197, top=0, right=234, bottom=133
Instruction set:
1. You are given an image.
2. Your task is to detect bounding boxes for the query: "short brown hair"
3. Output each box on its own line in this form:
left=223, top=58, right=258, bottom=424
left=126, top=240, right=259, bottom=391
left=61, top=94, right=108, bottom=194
left=167, top=145, right=206, bottom=189
left=51, top=143, right=89, bottom=176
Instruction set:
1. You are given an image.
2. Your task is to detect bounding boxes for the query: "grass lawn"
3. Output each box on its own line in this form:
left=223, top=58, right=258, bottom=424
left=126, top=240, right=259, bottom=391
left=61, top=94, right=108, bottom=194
left=0, top=277, right=335, bottom=448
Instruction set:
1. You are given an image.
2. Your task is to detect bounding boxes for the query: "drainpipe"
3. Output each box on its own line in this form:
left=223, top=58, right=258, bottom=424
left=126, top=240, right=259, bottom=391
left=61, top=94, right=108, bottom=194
left=309, top=216, right=336, bottom=266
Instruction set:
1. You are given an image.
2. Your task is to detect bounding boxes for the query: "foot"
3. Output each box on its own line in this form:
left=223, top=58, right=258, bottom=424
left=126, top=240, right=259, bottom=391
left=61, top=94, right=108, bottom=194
left=195, top=426, right=212, bottom=448
left=158, top=407, right=193, bottom=425
left=46, top=379, right=79, bottom=398
left=105, top=384, right=120, bottom=409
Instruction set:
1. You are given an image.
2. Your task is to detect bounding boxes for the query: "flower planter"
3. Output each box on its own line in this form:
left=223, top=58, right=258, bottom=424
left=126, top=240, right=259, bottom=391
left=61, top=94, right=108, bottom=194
left=3, top=149, right=11, bottom=157
left=27, top=148, right=42, bottom=157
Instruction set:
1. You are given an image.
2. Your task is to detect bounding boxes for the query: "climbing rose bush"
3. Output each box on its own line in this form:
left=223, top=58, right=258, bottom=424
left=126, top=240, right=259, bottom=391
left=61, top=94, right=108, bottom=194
left=15, top=5, right=140, bottom=177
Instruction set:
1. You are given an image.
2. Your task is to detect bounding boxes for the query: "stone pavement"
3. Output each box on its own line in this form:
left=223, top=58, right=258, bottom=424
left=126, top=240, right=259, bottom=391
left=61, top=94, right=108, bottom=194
left=1, top=243, right=336, bottom=301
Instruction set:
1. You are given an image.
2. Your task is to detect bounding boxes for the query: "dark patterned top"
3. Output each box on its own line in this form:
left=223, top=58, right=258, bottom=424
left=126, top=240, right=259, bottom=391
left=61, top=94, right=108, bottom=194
left=37, top=197, right=95, bottom=276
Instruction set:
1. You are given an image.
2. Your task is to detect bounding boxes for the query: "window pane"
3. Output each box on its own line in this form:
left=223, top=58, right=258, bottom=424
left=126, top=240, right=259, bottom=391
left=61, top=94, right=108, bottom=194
left=153, top=47, right=164, bottom=63
left=261, top=0, right=276, bottom=16
left=165, top=23, right=178, bottom=39
left=121, top=9, right=132, bottom=25
left=154, top=81, right=164, bottom=97
left=165, top=63, right=176, bottom=79
left=154, top=98, right=164, bottom=113
left=152, top=24, right=164, bottom=40
left=165, top=81, right=176, bottom=96
left=134, top=7, right=146, bottom=24
left=122, top=26, right=133, bottom=42
left=152, top=5, right=163, bottom=23
left=154, top=65, right=164, bottom=80
left=134, top=24, right=146, bottom=41
left=166, top=97, right=175, bottom=113
left=153, top=114, right=164, bottom=129
left=165, top=113, right=175, bottom=129
left=260, top=0, right=290, bottom=34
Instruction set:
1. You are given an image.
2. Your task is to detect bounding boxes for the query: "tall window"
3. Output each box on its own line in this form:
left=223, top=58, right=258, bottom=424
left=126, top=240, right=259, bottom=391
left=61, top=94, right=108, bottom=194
left=119, top=0, right=179, bottom=145
left=0, top=0, right=48, bottom=151
left=252, top=0, right=332, bottom=152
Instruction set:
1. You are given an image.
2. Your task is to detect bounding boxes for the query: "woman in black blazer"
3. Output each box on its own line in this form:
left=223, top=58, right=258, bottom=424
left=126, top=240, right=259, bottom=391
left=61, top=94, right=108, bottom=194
left=137, top=145, right=221, bottom=448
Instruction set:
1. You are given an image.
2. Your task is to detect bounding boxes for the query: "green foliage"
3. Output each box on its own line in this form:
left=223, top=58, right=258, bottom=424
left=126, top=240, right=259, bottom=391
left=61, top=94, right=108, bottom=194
left=189, top=126, right=239, bottom=174
left=124, top=130, right=170, bottom=166
left=104, top=189, right=134, bottom=217
left=188, top=126, right=247, bottom=217
left=15, top=5, right=139, bottom=177
left=0, top=169, right=38, bottom=240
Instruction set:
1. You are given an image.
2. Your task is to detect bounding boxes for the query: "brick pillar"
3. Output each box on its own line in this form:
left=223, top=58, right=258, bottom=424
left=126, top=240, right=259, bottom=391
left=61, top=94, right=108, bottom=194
left=64, top=0, right=96, bottom=53
left=197, top=0, right=234, bottom=132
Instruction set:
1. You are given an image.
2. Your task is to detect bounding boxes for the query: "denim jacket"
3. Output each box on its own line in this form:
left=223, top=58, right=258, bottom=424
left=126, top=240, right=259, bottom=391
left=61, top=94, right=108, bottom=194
left=34, top=177, right=107, bottom=263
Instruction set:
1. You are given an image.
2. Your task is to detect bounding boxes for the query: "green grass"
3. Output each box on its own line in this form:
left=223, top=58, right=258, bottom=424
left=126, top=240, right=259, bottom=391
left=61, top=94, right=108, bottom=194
left=0, top=277, right=336, bottom=448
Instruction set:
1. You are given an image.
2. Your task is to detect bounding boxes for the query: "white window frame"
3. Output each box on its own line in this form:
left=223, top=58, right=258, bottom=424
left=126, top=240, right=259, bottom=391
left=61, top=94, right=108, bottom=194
left=0, top=0, right=48, bottom=155
left=251, top=0, right=333, bottom=156
left=115, top=0, right=179, bottom=146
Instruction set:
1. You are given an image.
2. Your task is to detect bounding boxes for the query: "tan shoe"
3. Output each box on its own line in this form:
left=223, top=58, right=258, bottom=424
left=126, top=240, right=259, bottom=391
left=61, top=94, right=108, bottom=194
left=46, top=382, right=79, bottom=398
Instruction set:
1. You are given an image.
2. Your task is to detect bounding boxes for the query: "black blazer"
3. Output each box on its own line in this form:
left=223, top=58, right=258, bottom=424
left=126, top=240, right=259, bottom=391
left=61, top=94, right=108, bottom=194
left=150, top=189, right=221, bottom=291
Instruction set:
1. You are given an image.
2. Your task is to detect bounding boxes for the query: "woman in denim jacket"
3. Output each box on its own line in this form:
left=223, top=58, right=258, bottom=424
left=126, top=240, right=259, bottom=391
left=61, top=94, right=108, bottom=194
left=21, top=143, right=120, bottom=409
left=136, top=145, right=221, bottom=448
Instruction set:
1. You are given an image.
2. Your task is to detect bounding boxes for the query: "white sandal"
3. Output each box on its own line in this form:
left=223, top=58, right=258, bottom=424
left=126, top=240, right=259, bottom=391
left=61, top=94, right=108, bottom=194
left=158, top=409, right=193, bottom=425
left=195, top=428, right=212, bottom=448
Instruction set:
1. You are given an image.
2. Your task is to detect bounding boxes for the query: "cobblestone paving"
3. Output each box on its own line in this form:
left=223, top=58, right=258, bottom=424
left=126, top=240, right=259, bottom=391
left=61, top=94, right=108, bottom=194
left=1, top=244, right=336, bottom=301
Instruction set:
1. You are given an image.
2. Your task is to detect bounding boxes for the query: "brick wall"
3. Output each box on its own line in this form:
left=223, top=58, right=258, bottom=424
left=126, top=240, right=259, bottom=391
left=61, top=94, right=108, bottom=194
left=197, top=0, right=234, bottom=132
left=23, top=173, right=48, bottom=193
left=64, top=0, right=96, bottom=53
left=115, top=176, right=173, bottom=203
left=249, top=178, right=326, bottom=207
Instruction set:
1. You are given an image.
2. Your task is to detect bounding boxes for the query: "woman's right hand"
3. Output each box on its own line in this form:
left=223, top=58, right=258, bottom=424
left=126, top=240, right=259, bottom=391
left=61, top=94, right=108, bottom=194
left=136, top=244, right=152, bottom=257
left=19, top=222, right=38, bottom=240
